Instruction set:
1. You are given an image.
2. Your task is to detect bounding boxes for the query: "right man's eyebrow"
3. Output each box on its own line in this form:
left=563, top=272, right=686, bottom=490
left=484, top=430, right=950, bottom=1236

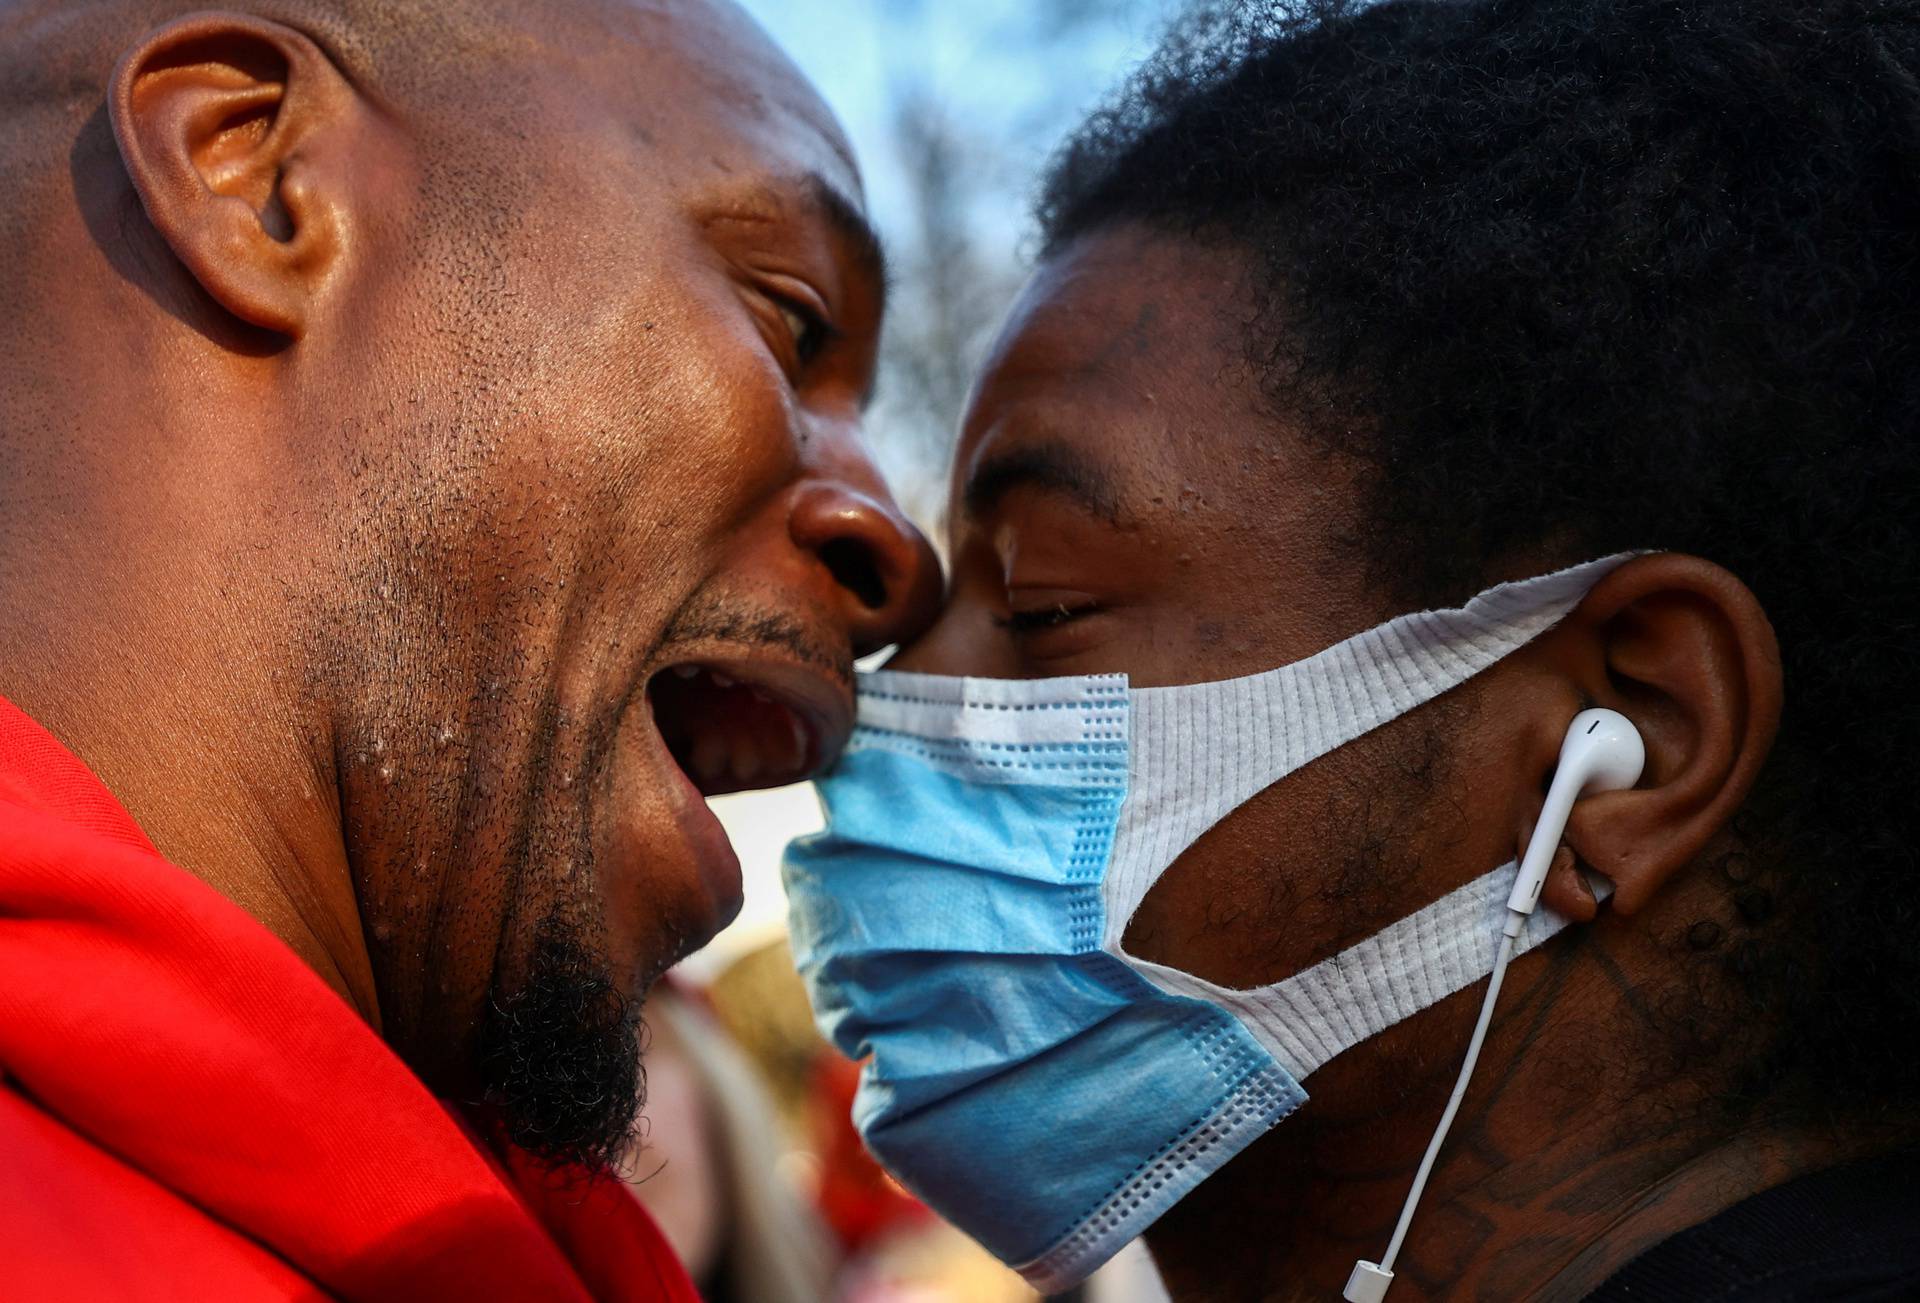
left=962, top=442, right=1126, bottom=524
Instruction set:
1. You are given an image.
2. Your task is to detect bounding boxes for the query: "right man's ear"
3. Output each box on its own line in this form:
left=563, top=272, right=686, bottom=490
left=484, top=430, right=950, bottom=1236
left=109, top=12, right=361, bottom=339
left=1526, top=552, right=1783, bottom=920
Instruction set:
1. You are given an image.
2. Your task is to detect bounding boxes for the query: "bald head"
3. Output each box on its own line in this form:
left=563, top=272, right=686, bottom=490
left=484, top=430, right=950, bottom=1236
left=0, top=0, right=934, bottom=1171
left=0, top=0, right=836, bottom=116
left=0, top=0, right=855, bottom=314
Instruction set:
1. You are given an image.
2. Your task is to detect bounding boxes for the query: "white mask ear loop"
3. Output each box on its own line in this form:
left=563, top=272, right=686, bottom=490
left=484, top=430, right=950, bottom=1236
left=1344, top=709, right=1645, bottom=1303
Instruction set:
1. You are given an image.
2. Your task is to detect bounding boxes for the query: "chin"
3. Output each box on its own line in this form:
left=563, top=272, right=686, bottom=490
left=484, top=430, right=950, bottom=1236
left=475, top=910, right=648, bottom=1172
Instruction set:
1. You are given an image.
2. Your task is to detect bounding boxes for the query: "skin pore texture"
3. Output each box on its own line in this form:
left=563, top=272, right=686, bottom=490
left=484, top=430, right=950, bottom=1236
left=894, top=226, right=1887, bottom=1301
left=0, top=0, right=938, bottom=1169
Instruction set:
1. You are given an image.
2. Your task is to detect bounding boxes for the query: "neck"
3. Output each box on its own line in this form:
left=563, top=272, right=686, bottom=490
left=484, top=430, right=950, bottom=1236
left=0, top=462, right=378, bottom=1025
left=1144, top=923, right=1860, bottom=1301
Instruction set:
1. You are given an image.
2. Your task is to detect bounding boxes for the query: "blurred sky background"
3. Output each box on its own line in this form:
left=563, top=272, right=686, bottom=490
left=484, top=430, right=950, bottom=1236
left=738, top=0, right=1183, bottom=530
left=689, top=0, right=1184, bottom=982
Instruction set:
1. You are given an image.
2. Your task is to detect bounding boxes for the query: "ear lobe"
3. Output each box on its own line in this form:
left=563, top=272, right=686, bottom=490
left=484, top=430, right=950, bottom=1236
left=1537, top=553, right=1783, bottom=918
left=109, top=13, right=354, bottom=338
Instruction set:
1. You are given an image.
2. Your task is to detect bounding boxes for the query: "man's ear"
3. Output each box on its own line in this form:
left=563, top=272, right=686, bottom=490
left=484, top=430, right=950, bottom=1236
left=1531, top=553, right=1783, bottom=919
left=109, top=13, right=359, bottom=338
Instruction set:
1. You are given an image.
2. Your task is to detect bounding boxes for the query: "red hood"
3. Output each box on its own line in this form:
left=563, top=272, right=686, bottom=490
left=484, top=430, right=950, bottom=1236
left=0, top=694, right=696, bottom=1302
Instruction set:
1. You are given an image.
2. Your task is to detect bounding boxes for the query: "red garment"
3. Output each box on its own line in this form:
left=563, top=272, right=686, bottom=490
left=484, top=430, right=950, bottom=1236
left=0, top=696, right=699, bottom=1302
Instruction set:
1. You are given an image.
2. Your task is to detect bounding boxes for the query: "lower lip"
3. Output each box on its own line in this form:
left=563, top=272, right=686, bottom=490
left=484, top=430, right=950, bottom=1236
left=657, top=731, right=744, bottom=922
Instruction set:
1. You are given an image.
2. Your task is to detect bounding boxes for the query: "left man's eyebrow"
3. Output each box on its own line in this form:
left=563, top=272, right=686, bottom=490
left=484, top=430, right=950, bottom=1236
left=696, top=173, right=888, bottom=304
left=806, top=172, right=889, bottom=314
left=698, top=174, right=891, bottom=408
left=803, top=173, right=888, bottom=409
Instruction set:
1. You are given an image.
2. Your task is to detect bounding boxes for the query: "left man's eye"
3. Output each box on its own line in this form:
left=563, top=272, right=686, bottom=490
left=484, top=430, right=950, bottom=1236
left=777, top=300, right=829, bottom=368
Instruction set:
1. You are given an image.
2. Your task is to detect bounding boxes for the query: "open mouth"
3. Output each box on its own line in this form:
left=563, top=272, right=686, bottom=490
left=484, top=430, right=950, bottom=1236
left=646, top=663, right=825, bottom=797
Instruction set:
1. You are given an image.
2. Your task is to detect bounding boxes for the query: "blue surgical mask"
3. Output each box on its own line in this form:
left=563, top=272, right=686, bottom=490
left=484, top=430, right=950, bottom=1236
left=783, top=555, right=1629, bottom=1292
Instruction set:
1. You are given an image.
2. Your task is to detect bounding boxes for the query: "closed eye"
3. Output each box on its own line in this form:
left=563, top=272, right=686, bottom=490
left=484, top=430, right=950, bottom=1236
left=994, top=602, right=1100, bottom=635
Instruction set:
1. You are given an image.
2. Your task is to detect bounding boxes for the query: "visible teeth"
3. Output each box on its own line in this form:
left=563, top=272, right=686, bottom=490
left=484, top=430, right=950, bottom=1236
left=731, top=738, right=763, bottom=786
left=693, top=734, right=728, bottom=785
left=672, top=664, right=700, bottom=679
left=788, top=715, right=809, bottom=769
left=710, top=670, right=736, bottom=688
left=749, top=686, right=772, bottom=703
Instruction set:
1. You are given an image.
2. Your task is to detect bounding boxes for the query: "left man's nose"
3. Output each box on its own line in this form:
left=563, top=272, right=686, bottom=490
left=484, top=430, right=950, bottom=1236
left=787, top=475, right=943, bottom=658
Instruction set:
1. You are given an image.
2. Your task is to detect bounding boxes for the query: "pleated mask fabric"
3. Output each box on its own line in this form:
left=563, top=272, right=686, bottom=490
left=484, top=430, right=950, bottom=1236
left=784, top=554, right=1631, bottom=1291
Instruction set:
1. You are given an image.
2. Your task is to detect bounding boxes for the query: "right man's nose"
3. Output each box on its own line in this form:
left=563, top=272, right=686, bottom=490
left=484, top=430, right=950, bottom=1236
left=787, top=479, right=943, bottom=659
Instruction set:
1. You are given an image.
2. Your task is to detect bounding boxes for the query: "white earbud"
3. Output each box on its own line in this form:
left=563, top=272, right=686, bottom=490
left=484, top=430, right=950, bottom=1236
left=1345, top=707, right=1645, bottom=1303
left=1503, top=707, right=1646, bottom=921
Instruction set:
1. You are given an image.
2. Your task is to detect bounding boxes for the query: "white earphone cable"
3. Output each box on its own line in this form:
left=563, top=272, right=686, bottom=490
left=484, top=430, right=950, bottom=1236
left=1347, top=707, right=1642, bottom=1301
left=1344, top=919, right=1522, bottom=1302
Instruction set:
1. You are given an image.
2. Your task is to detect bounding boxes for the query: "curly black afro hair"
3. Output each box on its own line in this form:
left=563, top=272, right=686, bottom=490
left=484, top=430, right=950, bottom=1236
left=1042, top=0, right=1919, bottom=1120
